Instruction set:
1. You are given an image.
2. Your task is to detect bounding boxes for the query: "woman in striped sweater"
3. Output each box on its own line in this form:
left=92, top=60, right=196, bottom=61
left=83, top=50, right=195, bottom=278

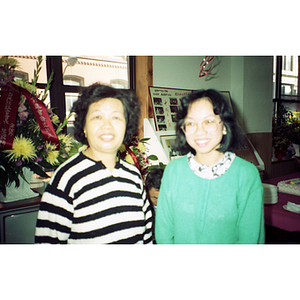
left=35, top=83, right=153, bottom=244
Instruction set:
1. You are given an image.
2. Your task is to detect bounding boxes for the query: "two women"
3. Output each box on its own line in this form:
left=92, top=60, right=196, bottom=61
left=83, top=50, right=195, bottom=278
left=35, top=85, right=264, bottom=244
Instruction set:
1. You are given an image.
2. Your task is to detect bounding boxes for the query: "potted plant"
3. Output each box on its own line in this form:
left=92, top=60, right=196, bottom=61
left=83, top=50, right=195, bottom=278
left=272, top=102, right=292, bottom=161
left=118, top=135, right=163, bottom=181
left=286, top=115, right=300, bottom=156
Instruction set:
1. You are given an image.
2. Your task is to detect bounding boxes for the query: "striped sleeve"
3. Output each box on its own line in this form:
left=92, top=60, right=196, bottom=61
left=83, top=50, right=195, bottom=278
left=142, top=186, right=154, bottom=244
left=34, top=187, right=73, bottom=243
left=34, top=155, right=83, bottom=243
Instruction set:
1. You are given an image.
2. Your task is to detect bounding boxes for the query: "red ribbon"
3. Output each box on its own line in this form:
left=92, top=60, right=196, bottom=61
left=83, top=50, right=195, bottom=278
left=0, top=85, right=19, bottom=150
left=0, top=82, right=59, bottom=150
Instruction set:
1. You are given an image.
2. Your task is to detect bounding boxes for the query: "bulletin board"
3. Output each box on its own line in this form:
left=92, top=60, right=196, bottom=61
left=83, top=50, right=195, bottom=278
left=149, top=86, right=192, bottom=131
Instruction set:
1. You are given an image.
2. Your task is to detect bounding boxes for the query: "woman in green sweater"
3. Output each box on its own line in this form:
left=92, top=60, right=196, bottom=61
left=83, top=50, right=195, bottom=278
left=155, top=89, right=265, bottom=244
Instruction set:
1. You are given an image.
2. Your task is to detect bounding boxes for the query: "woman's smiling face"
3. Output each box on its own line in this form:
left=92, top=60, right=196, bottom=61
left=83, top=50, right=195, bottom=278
left=184, top=98, right=225, bottom=165
left=84, top=97, right=126, bottom=157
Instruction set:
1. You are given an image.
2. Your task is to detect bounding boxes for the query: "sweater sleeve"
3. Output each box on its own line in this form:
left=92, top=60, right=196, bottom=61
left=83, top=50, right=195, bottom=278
left=155, top=163, right=175, bottom=244
left=35, top=181, right=74, bottom=244
left=142, top=185, right=154, bottom=244
left=236, top=164, right=265, bottom=244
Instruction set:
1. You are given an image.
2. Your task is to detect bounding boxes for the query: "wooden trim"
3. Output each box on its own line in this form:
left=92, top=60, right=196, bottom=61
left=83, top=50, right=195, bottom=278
left=46, top=56, right=66, bottom=126
left=271, top=159, right=300, bottom=178
left=135, top=56, right=153, bottom=137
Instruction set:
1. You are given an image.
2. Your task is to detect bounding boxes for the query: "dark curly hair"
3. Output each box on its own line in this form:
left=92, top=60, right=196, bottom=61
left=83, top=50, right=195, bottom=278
left=175, top=89, right=245, bottom=155
left=72, top=83, right=141, bottom=145
left=145, top=167, right=164, bottom=191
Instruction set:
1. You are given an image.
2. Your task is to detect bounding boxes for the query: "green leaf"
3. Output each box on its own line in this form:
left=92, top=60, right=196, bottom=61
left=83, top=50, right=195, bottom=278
left=41, top=70, right=54, bottom=102
left=147, top=155, right=158, bottom=160
left=27, top=163, right=50, bottom=179
left=158, top=162, right=167, bottom=169
left=140, top=137, right=150, bottom=143
left=31, top=56, right=43, bottom=87
left=56, top=113, right=72, bottom=134
left=0, top=168, right=8, bottom=196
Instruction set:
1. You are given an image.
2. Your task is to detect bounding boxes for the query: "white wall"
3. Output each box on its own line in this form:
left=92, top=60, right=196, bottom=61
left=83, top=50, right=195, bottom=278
left=153, top=56, right=273, bottom=133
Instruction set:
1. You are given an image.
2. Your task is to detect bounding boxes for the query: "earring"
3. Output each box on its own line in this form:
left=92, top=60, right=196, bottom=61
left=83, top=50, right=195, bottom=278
left=223, top=127, right=227, bottom=135
left=84, top=131, right=87, bottom=138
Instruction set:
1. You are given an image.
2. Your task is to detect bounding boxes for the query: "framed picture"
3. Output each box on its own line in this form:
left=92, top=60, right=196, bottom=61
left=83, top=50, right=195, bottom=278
left=161, top=135, right=182, bottom=159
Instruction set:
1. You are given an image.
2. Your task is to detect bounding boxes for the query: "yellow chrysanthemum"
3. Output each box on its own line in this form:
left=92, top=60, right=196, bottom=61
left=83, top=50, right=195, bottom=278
left=51, top=115, right=60, bottom=126
left=58, top=134, right=73, bottom=148
left=125, top=153, right=134, bottom=165
left=5, top=136, right=36, bottom=162
left=137, top=142, right=146, bottom=153
left=78, top=145, right=88, bottom=152
left=65, top=146, right=71, bottom=152
left=46, top=150, right=59, bottom=165
left=45, top=141, right=58, bottom=151
left=118, top=144, right=126, bottom=153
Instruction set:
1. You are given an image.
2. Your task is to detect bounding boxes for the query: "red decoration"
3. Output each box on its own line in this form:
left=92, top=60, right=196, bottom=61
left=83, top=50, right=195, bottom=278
left=0, top=82, right=59, bottom=150
left=124, top=143, right=142, bottom=173
left=199, top=56, right=214, bottom=78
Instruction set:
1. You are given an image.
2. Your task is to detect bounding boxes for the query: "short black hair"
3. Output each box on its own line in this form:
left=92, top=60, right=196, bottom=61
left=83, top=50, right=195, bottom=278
left=72, top=83, right=141, bottom=145
left=175, top=89, right=245, bottom=155
left=145, top=168, right=164, bottom=191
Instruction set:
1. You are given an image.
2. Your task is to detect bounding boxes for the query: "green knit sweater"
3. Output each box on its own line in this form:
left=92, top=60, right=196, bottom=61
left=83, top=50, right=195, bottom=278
left=155, top=155, right=265, bottom=244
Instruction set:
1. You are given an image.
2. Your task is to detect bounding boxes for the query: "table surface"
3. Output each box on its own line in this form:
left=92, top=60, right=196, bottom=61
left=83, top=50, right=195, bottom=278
left=0, top=194, right=41, bottom=212
left=263, top=172, right=300, bottom=232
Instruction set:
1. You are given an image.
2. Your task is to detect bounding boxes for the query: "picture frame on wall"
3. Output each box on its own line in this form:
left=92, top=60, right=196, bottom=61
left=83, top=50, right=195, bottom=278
left=149, top=86, right=192, bottom=131
left=161, top=135, right=182, bottom=160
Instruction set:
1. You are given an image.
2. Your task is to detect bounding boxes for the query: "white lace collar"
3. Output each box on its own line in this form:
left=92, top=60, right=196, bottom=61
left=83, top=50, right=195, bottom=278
left=187, top=151, right=235, bottom=180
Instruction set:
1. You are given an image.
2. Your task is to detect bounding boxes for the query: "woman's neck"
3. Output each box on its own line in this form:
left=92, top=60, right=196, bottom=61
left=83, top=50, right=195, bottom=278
left=84, top=148, right=117, bottom=172
left=194, top=151, right=225, bottom=166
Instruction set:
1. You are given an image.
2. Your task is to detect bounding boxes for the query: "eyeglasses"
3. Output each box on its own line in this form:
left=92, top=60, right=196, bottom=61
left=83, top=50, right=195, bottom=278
left=181, top=118, right=222, bottom=134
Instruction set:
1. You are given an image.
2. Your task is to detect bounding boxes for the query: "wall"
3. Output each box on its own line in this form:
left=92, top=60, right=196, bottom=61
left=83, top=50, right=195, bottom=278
left=152, top=56, right=274, bottom=178
left=153, top=56, right=273, bottom=134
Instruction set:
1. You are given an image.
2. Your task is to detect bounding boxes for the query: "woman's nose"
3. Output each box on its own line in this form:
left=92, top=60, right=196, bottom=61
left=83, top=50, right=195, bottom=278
left=195, top=122, right=207, bottom=134
left=101, top=118, right=112, bottom=128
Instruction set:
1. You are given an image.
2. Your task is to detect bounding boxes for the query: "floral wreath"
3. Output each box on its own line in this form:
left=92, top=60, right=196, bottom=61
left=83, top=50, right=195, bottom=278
left=0, top=56, right=83, bottom=196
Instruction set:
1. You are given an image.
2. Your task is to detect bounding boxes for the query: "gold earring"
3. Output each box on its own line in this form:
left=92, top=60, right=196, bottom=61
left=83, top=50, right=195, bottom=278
left=223, top=127, right=227, bottom=135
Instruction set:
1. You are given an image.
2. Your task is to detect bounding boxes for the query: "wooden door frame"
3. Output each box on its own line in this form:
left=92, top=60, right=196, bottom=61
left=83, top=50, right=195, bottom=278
left=135, top=56, right=153, bottom=137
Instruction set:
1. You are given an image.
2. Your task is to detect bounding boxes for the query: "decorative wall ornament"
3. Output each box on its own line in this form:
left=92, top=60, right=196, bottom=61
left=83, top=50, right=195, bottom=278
left=199, top=56, right=220, bottom=80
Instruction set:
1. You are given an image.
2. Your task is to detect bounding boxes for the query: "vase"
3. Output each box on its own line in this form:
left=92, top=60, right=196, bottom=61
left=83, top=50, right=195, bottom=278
left=292, top=143, right=300, bottom=156
left=274, top=148, right=287, bottom=162
left=0, top=168, right=39, bottom=203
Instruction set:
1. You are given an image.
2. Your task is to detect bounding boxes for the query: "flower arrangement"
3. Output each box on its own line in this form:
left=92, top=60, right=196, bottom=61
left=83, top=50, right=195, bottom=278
left=272, top=126, right=290, bottom=151
left=118, top=135, right=163, bottom=180
left=0, top=56, right=83, bottom=196
left=272, top=102, right=300, bottom=160
left=286, top=116, right=300, bottom=145
left=272, top=102, right=291, bottom=159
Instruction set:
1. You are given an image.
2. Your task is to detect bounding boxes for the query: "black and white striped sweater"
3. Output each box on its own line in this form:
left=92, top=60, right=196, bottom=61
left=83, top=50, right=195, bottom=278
left=35, top=152, right=153, bottom=244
